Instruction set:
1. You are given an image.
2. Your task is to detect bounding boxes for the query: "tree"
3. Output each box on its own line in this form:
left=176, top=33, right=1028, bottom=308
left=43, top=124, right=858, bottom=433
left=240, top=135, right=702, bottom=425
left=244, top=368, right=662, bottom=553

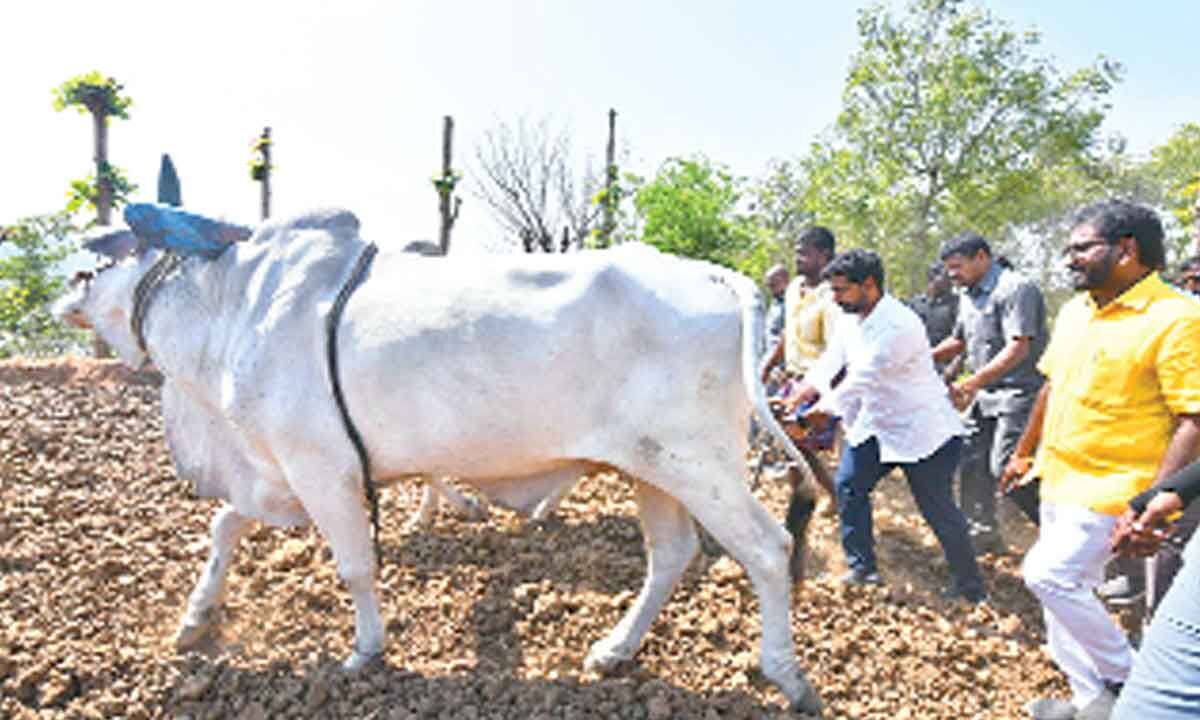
left=634, top=156, right=757, bottom=271
left=0, top=213, right=90, bottom=358
left=53, top=72, right=136, bottom=225
left=1141, top=123, right=1200, bottom=253
left=800, top=0, right=1120, bottom=296
left=473, top=116, right=602, bottom=253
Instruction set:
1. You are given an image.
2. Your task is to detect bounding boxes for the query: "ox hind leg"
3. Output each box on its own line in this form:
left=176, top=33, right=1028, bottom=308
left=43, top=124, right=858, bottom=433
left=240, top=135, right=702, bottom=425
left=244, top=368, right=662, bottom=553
left=404, top=477, right=489, bottom=533
left=584, top=480, right=699, bottom=672
left=643, top=460, right=823, bottom=716
left=175, top=504, right=254, bottom=650
left=284, top=453, right=386, bottom=672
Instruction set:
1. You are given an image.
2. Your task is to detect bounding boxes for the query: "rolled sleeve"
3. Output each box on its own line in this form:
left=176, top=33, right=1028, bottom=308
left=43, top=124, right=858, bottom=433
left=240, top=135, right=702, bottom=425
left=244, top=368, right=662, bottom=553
left=1157, top=315, right=1200, bottom=416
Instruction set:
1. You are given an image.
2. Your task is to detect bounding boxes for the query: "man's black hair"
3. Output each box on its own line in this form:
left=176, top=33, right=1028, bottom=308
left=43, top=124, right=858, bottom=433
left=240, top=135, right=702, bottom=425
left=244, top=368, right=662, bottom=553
left=796, top=226, right=836, bottom=256
left=939, top=232, right=991, bottom=261
left=821, top=248, right=885, bottom=289
left=1072, top=199, right=1166, bottom=271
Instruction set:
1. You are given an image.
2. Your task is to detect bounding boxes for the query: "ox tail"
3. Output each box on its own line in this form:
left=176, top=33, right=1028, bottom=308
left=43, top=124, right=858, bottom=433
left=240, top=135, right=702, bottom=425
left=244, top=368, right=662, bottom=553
left=719, top=270, right=805, bottom=467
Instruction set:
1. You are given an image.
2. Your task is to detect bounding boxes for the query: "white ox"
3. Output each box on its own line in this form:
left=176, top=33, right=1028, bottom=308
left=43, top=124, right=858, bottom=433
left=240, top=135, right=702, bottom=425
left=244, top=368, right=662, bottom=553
left=55, top=205, right=822, bottom=714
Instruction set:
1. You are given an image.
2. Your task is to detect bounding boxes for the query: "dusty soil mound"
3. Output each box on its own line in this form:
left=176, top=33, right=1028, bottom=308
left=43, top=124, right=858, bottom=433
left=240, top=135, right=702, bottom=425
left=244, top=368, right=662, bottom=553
left=0, top=357, right=161, bottom=387
left=2, top=359, right=1075, bottom=718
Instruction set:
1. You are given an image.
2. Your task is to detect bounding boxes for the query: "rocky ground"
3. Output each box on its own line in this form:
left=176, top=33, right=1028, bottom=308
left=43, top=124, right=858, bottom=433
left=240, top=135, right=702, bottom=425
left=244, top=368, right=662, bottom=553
left=1, top=358, right=1082, bottom=719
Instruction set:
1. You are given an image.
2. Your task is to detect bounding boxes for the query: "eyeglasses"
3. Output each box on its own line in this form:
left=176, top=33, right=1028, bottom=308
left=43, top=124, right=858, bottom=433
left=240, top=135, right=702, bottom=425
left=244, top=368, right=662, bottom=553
left=1060, top=238, right=1114, bottom=258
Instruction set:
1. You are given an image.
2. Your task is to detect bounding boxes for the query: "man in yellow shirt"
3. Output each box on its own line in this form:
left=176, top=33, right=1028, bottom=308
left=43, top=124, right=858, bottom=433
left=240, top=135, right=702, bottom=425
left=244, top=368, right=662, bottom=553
left=760, top=226, right=843, bottom=577
left=1001, top=200, right=1200, bottom=720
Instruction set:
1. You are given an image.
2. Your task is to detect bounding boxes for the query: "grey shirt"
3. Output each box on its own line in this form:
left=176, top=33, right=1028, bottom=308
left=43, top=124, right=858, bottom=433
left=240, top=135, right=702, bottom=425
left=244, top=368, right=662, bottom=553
left=953, top=263, right=1047, bottom=416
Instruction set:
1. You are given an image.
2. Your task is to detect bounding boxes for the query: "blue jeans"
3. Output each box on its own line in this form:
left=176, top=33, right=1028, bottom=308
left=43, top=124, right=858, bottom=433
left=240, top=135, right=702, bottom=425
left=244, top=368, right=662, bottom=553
left=835, top=435, right=984, bottom=597
left=1112, top=532, right=1200, bottom=719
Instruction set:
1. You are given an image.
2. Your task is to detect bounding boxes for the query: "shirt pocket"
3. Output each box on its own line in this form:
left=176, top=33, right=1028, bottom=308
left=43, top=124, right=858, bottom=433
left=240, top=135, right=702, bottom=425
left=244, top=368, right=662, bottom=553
left=1068, top=347, right=1136, bottom=408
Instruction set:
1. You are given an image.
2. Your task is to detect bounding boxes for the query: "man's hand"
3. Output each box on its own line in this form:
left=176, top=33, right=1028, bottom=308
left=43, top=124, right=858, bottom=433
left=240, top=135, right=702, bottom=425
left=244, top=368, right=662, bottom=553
left=783, top=382, right=820, bottom=413
left=802, top=406, right=832, bottom=434
left=1111, top=491, right=1184, bottom=557
left=999, top=454, right=1034, bottom=494
left=950, top=376, right=979, bottom=413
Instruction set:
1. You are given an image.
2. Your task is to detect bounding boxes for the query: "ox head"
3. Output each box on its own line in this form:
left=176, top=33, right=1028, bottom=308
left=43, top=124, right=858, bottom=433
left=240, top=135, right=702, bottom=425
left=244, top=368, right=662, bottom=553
left=53, top=204, right=253, bottom=367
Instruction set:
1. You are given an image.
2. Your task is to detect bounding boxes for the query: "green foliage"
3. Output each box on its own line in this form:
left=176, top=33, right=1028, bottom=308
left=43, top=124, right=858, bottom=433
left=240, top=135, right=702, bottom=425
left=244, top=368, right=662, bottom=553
left=65, top=162, right=137, bottom=215
left=799, top=0, right=1120, bottom=296
left=52, top=71, right=132, bottom=120
left=0, top=213, right=91, bottom=358
left=588, top=168, right=641, bottom=248
left=1142, top=123, right=1200, bottom=249
left=634, top=157, right=758, bottom=272
left=250, top=131, right=272, bottom=182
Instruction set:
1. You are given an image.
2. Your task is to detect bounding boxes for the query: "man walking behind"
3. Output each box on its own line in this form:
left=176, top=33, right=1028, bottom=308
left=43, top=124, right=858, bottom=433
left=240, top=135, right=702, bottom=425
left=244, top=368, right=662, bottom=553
left=760, top=227, right=843, bottom=577
left=788, top=249, right=986, bottom=602
left=1000, top=199, right=1200, bottom=720
left=932, top=233, right=1047, bottom=553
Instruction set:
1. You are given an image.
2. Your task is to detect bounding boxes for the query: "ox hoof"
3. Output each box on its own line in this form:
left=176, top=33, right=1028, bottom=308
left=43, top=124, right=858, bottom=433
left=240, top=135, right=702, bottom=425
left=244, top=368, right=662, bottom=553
left=787, top=673, right=824, bottom=717
left=173, top=610, right=218, bottom=651
left=460, top=499, right=489, bottom=523
left=341, top=648, right=384, bottom=674
left=583, top=642, right=632, bottom=675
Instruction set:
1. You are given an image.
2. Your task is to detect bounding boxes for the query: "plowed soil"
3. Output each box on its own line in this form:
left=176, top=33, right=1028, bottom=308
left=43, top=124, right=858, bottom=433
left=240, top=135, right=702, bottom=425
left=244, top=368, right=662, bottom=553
left=2, top=358, right=1075, bottom=719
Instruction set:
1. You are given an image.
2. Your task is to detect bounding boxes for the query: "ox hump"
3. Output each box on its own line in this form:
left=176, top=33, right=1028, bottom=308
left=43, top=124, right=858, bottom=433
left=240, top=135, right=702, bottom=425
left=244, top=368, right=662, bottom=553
left=253, top=209, right=361, bottom=246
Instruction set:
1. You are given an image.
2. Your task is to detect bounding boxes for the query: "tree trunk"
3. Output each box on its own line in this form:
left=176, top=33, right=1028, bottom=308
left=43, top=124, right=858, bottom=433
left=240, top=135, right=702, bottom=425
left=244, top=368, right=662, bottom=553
left=259, top=127, right=272, bottom=220
left=600, top=109, right=617, bottom=248
left=438, top=116, right=456, bottom=254
left=93, top=110, right=111, bottom=226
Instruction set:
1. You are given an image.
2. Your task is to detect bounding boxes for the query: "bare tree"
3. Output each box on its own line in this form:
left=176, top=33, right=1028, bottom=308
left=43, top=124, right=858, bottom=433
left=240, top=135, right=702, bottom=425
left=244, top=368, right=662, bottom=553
left=473, top=116, right=601, bottom=253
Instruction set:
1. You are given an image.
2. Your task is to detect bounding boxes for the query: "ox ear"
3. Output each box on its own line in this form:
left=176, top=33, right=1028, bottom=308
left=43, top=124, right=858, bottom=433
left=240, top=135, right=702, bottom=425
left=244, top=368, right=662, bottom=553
left=81, top=226, right=144, bottom=261
left=123, top=203, right=252, bottom=259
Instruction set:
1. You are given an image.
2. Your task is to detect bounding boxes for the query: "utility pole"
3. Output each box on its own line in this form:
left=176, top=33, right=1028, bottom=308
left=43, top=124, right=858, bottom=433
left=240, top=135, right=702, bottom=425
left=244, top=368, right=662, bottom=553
left=435, top=115, right=461, bottom=254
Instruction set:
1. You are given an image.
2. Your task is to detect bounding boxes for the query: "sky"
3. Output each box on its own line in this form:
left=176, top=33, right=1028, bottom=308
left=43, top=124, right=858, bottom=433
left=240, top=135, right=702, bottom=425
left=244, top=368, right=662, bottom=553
left=3, top=0, right=1197, bottom=258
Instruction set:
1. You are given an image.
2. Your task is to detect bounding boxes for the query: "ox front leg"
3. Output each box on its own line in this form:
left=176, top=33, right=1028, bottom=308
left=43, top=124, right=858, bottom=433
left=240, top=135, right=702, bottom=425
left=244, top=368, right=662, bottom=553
left=175, top=505, right=253, bottom=650
left=584, top=480, right=698, bottom=673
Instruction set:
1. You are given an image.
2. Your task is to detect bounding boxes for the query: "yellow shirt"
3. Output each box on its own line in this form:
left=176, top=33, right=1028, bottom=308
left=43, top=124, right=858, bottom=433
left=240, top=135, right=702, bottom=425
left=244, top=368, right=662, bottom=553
left=1035, top=273, right=1200, bottom=515
left=783, top=279, right=842, bottom=375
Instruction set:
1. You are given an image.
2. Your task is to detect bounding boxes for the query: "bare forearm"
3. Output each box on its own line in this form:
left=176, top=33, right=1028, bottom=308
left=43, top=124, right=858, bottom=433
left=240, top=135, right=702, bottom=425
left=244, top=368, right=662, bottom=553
left=1013, top=382, right=1050, bottom=459
left=1154, top=415, right=1200, bottom=484
left=931, top=337, right=964, bottom=364
left=966, top=338, right=1030, bottom=391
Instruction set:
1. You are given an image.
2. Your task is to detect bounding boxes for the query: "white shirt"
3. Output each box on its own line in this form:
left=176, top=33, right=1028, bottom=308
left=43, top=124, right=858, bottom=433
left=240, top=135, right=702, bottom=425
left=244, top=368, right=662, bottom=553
left=807, top=293, right=964, bottom=463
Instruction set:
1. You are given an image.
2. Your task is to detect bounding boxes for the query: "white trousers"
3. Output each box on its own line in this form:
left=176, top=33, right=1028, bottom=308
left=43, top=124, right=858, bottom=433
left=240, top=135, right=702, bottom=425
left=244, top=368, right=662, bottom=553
left=1022, top=502, right=1134, bottom=707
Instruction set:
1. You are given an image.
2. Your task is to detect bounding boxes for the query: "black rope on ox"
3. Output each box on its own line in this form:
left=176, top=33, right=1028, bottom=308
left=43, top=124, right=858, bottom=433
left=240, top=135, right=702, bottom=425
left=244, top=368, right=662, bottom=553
left=326, top=242, right=381, bottom=563
left=132, top=251, right=184, bottom=357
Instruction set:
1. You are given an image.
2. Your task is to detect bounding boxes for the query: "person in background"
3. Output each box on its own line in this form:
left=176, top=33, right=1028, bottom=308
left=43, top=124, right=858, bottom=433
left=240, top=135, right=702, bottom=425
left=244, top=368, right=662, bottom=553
left=787, top=249, right=986, bottom=603
left=999, top=199, right=1200, bottom=720
left=909, top=262, right=959, bottom=374
left=931, top=233, right=1047, bottom=554
left=760, top=227, right=844, bottom=578
left=1176, top=254, right=1200, bottom=296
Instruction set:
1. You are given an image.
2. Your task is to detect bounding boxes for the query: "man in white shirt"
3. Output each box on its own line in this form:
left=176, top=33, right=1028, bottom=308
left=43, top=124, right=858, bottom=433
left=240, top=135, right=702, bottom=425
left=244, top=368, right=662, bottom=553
left=787, top=249, right=986, bottom=601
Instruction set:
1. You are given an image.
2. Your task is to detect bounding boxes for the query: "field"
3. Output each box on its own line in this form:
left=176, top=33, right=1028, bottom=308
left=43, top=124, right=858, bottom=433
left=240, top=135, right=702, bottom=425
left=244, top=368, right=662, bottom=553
left=1, top=358, right=1075, bottom=719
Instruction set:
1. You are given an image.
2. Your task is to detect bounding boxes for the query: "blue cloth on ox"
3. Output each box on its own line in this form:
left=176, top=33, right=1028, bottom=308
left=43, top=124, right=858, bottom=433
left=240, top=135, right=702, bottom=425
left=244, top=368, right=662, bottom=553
left=123, top=203, right=253, bottom=259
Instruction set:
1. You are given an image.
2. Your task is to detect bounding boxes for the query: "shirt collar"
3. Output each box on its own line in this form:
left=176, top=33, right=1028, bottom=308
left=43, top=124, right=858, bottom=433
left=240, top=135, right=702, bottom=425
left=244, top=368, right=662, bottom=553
left=967, top=263, right=1002, bottom=298
left=1093, top=271, right=1165, bottom=313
